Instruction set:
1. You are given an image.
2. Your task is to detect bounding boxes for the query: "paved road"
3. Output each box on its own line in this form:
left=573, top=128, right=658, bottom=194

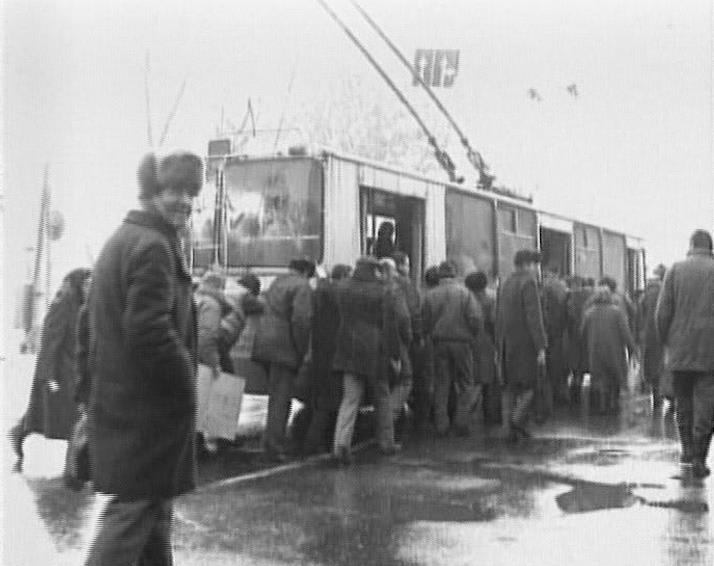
left=2, top=346, right=712, bottom=566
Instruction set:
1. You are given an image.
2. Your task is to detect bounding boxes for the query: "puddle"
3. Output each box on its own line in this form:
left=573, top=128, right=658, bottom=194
left=556, top=482, right=639, bottom=513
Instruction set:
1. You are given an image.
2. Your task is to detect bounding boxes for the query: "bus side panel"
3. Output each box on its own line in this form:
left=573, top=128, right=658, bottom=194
left=497, top=204, right=537, bottom=280
left=602, top=230, right=627, bottom=292
left=574, top=223, right=602, bottom=282
left=445, top=189, right=495, bottom=277
left=324, top=156, right=361, bottom=268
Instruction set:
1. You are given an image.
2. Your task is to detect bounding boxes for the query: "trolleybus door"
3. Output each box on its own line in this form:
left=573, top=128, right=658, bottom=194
left=359, top=186, right=425, bottom=282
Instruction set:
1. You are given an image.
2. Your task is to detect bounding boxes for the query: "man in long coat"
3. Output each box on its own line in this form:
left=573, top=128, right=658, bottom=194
left=253, top=258, right=314, bottom=460
left=303, top=264, right=352, bottom=455
left=82, top=150, right=203, bottom=565
left=332, top=257, right=404, bottom=464
left=582, top=287, right=637, bottom=414
left=465, top=271, right=500, bottom=424
left=565, top=276, right=592, bottom=405
left=496, top=250, right=548, bottom=441
left=656, top=230, right=714, bottom=478
left=540, top=268, right=569, bottom=415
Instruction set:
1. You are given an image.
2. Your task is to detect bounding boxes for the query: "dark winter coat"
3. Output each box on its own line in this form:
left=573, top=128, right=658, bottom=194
left=582, top=294, right=636, bottom=388
left=473, top=290, right=497, bottom=385
left=24, top=286, right=84, bottom=440
left=252, top=273, right=313, bottom=370
left=565, top=288, right=592, bottom=373
left=639, top=279, right=665, bottom=384
left=423, top=278, right=481, bottom=344
left=541, top=275, right=568, bottom=342
left=389, top=279, right=414, bottom=382
left=655, top=249, right=714, bottom=372
left=496, top=271, right=547, bottom=387
left=86, top=210, right=197, bottom=501
left=332, top=265, right=402, bottom=379
left=310, top=279, right=343, bottom=411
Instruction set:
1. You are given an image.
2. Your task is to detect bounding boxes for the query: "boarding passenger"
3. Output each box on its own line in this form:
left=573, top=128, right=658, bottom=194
left=303, top=264, right=352, bottom=455
left=496, top=250, right=548, bottom=442
left=465, top=271, right=500, bottom=425
left=194, top=271, right=230, bottom=454
left=381, top=255, right=416, bottom=436
left=540, top=267, right=569, bottom=415
left=332, top=257, right=402, bottom=465
left=565, top=276, right=592, bottom=406
left=411, top=266, right=441, bottom=432
left=581, top=287, right=637, bottom=415
left=423, top=261, right=481, bottom=437
left=253, top=258, right=315, bottom=461
left=639, top=264, right=668, bottom=409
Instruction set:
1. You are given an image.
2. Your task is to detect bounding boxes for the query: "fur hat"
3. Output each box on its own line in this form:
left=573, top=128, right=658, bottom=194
left=137, top=150, right=204, bottom=200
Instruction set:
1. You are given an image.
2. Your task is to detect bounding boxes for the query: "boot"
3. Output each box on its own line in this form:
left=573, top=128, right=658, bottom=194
left=677, top=424, right=694, bottom=466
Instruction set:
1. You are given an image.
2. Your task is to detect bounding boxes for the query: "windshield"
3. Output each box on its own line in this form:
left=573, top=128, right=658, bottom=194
left=223, top=157, right=323, bottom=267
left=190, top=180, right=218, bottom=270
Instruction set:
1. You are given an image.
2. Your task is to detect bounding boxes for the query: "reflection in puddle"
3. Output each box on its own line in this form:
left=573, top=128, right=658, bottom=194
left=556, top=482, right=709, bottom=515
left=557, top=483, right=639, bottom=513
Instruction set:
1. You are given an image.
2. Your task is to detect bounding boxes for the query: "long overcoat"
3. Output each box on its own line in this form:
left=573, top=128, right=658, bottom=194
left=24, top=287, right=84, bottom=440
left=495, top=271, right=547, bottom=387
left=656, top=249, right=714, bottom=372
left=310, top=279, right=343, bottom=411
left=332, top=266, right=402, bottom=379
left=87, top=210, right=197, bottom=501
left=582, top=299, right=635, bottom=389
left=639, top=280, right=664, bottom=385
left=565, top=288, right=592, bottom=374
left=473, top=290, right=497, bottom=385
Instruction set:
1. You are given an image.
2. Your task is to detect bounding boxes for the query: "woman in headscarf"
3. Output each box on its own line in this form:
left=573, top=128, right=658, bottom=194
left=9, top=268, right=92, bottom=463
left=581, top=286, right=637, bottom=415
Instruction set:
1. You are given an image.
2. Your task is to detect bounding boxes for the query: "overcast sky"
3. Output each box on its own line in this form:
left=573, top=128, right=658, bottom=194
left=3, top=0, right=713, bottom=324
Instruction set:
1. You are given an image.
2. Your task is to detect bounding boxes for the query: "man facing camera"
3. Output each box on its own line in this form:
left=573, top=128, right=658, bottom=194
left=83, top=150, right=204, bottom=565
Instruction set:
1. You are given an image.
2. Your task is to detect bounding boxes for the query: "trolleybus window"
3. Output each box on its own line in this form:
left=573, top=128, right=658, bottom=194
left=190, top=180, right=218, bottom=270
left=222, top=158, right=323, bottom=267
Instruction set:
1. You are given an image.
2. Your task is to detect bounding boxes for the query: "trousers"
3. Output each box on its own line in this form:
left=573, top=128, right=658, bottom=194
left=84, top=497, right=173, bottom=566
left=433, top=341, right=474, bottom=433
left=503, top=383, right=535, bottom=430
left=264, top=363, right=296, bottom=453
left=333, top=372, right=395, bottom=453
left=672, top=371, right=714, bottom=458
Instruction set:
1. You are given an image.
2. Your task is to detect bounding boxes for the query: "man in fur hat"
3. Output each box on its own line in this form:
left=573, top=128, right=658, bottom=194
left=82, top=150, right=203, bottom=565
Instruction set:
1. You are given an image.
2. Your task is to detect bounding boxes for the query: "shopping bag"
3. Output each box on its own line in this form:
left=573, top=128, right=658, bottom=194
left=197, top=364, right=246, bottom=440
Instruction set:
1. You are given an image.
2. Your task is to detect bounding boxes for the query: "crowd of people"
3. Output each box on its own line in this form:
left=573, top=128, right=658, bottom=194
left=8, top=149, right=713, bottom=565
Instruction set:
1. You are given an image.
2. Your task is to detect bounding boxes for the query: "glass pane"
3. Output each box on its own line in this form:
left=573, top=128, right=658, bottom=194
left=191, top=180, right=217, bottom=269
left=223, top=158, right=323, bottom=267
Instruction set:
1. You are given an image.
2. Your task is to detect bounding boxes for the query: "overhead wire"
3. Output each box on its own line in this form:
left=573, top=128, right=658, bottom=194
left=348, top=0, right=493, bottom=187
left=314, top=0, right=463, bottom=183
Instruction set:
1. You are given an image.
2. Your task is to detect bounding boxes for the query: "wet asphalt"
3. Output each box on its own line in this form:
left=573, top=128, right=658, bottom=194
left=3, top=349, right=713, bottom=566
